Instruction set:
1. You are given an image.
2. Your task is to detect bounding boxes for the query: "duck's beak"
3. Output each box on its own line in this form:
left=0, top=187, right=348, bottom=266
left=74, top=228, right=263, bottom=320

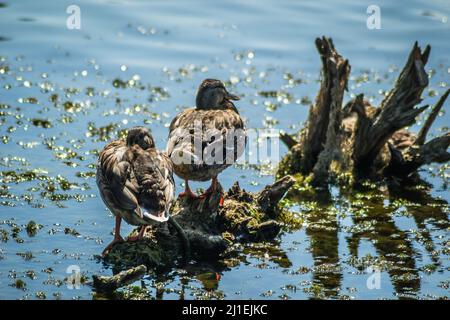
left=226, top=91, right=240, bottom=101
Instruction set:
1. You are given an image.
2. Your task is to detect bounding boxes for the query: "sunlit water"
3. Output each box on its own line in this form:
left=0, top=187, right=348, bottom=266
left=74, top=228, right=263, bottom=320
left=0, top=0, right=449, bottom=300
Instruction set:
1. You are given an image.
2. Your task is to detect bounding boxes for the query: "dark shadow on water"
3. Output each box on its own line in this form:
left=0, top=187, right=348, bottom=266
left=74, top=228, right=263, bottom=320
left=18, top=17, right=36, bottom=22
left=287, top=180, right=449, bottom=299
left=295, top=189, right=342, bottom=298
left=96, top=236, right=292, bottom=299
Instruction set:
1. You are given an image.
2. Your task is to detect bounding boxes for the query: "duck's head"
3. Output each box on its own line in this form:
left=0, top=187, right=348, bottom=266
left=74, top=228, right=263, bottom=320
left=126, top=126, right=155, bottom=149
left=195, top=79, right=240, bottom=110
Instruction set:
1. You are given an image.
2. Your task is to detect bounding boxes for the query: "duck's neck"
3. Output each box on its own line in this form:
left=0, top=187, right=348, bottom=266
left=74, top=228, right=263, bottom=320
left=196, top=101, right=238, bottom=113
left=224, top=101, right=239, bottom=113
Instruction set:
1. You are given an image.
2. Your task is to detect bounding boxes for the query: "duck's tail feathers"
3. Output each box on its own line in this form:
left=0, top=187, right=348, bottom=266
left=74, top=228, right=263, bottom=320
left=141, top=208, right=170, bottom=223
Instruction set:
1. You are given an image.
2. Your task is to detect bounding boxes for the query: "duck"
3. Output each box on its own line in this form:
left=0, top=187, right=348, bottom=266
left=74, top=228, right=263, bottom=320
left=96, top=126, right=175, bottom=255
left=166, top=79, right=246, bottom=203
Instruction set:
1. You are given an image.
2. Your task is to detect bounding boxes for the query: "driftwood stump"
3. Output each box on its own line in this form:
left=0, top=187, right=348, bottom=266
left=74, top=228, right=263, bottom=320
left=278, top=36, right=449, bottom=185
left=93, top=175, right=295, bottom=292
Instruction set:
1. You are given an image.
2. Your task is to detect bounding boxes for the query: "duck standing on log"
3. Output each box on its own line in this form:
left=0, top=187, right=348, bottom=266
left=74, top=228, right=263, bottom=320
left=167, top=79, right=246, bottom=204
left=96, top=126, right=175, bottom=256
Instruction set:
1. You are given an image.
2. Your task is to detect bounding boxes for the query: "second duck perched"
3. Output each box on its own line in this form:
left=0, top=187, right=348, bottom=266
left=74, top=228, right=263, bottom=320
left=167, top=79, right=246, bottom=202
left=97, top=126, right=175, bottom=255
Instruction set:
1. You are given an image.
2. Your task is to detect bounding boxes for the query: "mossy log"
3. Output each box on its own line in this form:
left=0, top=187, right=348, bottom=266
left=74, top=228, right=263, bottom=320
left=93, top=265, right=147, bottom=293
left=278, top=36, right=449, bottom=185
left=100, top=175, right=295, bottom=276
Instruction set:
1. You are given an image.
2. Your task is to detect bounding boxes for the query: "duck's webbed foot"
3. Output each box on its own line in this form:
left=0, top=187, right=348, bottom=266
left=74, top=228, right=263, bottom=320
left=179, top=189, right=199, bottom=199
left=179, top=180, right=199, bottom=199
left=102, top=235, right=125, bottom=257
left=199, top=177, right=224, bottom=206
left=102, top=216, right=125, bottom=257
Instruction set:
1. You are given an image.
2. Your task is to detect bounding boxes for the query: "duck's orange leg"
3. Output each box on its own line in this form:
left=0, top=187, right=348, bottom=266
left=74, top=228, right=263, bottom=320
left=179, top=180, right=199, bottom=199
left=127, top=225, right=147, bottom=242
left=102, top=215, right=125, bottom=257
left=200, top=176, right=224, bottom=206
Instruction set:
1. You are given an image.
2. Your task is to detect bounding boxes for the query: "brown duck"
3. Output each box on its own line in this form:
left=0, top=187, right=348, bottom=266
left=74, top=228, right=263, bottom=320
left=96, top=126, right=175, bottom=255
left=167, top=79, right=246, bottom=203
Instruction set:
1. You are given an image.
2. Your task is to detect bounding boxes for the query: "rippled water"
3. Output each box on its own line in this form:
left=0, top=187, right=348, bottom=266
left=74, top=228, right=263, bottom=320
left=0, top=0, right=449, bottom=300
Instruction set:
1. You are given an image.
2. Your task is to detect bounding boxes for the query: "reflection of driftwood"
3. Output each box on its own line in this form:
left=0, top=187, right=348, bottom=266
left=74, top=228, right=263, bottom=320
left=278, top=36, right=449, bottom=185
left=93, top=265, right=147, bottom=293
left=99, top=176, right=295, bottom=277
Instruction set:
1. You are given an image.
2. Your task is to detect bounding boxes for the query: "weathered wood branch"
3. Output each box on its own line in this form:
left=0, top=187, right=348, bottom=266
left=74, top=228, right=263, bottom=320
left=280, top=131, right=298, bottom=149
left=92, top=265, right=147, bottom=293
left=386, top=133, right=450, bottom=177
left=415, top=88, right=450, bottom=146
left=352, top=42, right=430, bottom=175
left=299, top=37, right=350, bottom=175
left=410, top=134, right=450, bottom=167
left=349, top=95, right=394, bottom=177
left=385, top=89, right=450, bottom=178
left=311, top=42, right=350, bottom=185
left=257, top=175, right=296, bottom=217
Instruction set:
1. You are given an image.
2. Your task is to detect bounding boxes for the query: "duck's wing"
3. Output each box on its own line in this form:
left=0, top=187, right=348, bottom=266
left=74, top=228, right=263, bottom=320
left=167, top=108, right=246, bottom=169
left=96, top=140, right=140, bottom=214
left=203, top=109, right=246, bottom=165
left=132, top=148, right=175, bottom=222
left=167, top=108, right=203, bottom=164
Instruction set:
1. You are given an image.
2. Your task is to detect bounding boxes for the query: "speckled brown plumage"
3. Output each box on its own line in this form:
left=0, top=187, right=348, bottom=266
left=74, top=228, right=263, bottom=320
left=167, top=107, right=245, bottom=181
left=167, top=79, right=246, bottom=196
left=166, top=79, right=246, bottom=199
left=97, top=127, right=175, bottom=227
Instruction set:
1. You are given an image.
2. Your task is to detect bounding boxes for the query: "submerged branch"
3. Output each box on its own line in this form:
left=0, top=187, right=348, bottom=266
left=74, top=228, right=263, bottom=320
left=92, top=265, right=147, bottom=293
left=280, top=132, right=298, bottom=149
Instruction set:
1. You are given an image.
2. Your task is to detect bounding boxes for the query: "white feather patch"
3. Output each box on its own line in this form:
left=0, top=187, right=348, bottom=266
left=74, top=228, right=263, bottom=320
left=141, top=208, right=169, bottom=223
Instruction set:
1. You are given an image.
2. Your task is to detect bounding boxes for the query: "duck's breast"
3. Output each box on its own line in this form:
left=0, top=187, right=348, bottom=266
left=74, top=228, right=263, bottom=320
left=167, top=108, right=246, bottom=181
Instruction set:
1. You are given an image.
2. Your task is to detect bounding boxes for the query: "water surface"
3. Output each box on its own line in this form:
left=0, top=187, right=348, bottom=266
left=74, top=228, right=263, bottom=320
left=0, top=0, right=449, bottom=300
